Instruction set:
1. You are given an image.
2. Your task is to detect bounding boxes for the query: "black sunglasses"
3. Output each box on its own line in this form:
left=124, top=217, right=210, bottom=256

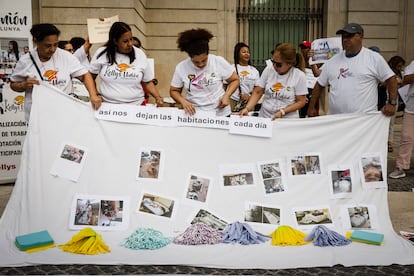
left=271, top=60, right=283, bottom=68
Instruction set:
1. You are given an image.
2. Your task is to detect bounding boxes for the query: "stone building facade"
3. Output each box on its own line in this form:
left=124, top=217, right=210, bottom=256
left=32, top=0, right=414, bottom=99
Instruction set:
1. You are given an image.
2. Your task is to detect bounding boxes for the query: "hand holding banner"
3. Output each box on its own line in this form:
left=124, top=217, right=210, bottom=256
left=309, top=37, right=342, bottom=65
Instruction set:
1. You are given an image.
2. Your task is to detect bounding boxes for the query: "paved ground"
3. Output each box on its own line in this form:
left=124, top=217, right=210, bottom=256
left=0, top=114, right=413, bottom=275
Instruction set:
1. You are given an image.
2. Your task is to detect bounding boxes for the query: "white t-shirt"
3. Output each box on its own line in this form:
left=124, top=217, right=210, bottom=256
left=402, top=60, right=414, bottom=114
left=230, top=64, right=260, bottom=101
left=170, top=54, right=235, bottom=116
left=11, top=48, right=87, bottom=121
left=89, top=46, right=153, bottom=105
left=257, top=66, right=308, bottom=118
left=317, top=47, right=395, bottom=114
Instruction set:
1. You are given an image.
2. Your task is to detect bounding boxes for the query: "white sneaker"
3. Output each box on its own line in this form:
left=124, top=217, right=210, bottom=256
left=389, top=168, right=406, bottom=179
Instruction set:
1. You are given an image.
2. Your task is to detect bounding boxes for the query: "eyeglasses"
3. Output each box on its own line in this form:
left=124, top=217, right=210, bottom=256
left=271, top=60, right=283, bottom=68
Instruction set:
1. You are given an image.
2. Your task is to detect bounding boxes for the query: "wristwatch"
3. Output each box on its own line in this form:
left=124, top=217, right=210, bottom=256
left=387, top=99, right=397, bottom=106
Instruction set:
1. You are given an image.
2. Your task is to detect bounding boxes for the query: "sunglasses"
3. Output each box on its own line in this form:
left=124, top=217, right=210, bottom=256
left=271, top=60, right=283, bottom=68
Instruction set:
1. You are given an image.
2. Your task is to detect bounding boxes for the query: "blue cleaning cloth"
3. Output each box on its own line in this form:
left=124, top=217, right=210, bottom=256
left=305, top=225, right=352, bottom=247
left=222, top=221, right=271, bottom=245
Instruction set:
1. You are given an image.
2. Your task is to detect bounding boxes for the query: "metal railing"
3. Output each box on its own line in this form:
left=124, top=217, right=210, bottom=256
left=237, top=0, right=324, bottom=72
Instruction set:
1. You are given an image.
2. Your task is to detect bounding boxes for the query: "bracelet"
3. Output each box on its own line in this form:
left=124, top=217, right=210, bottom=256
left=280, top=109, right=286, bottom=116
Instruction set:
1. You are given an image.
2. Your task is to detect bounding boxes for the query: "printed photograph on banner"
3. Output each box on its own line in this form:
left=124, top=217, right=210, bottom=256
left=74, top=198, right=100, bottom=226
left=219, top=163, right=256, bottom=188
left=69, top=194, right=129, bottom=231
left=138, top=192, right=175, bottom=219
left=190, top=208, right=228, bottom=230
left=183, top=173, right=211, bottom=205
left=293, top=206, right=333, bottom=230
left=98, top=200, right=125, bottom=227
left=0, top=38, right=30, bottom=83
left=244, top=202, right=281, bottom=226
left=328, top=166, right=354, bottom=199
left=49, top=142, right=88, bottom=182
left=359, top=153, right=386, bottom=189
left=136, top=147, right=164, bottom=181
left=340, top=205, right=379, bottom=230
left=288, top=153, right=322, bottom=176
left=257, top=160, right=287, bottom=195
left=60, top=144, right=85, bottom=163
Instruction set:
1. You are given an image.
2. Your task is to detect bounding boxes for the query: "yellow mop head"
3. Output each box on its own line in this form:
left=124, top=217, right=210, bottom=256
left=59, top=227, right=110, bottom=255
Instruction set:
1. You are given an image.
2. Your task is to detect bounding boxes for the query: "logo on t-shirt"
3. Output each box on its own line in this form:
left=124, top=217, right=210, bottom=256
left=188, top=73, right=203, bottom=89
left=337, top=68, right=352, bottom=79
left=43, top=70, right=58, bottom=81
left=240, top=70, right=250, bottom=80
left=271, top=82, right=284, bottom=93
left=187, top=72, right=215, bottom=91
left=117, top=63, right=132, bottom=72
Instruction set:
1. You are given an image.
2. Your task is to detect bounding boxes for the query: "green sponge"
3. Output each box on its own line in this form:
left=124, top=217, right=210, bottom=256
left=348, top=230, right=384, bottom=245
left=15, top=230, right=54, bottom=251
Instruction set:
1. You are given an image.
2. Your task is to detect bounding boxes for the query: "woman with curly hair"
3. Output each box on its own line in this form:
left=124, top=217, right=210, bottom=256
left=169, top=28, right=239, bottom=116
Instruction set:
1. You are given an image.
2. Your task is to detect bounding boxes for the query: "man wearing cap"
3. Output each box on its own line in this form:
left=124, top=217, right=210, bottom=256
left=307, top=23, right=398, bottom=117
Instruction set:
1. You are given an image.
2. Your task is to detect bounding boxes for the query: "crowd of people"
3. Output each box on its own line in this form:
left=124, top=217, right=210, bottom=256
left=5, top=21, right=414, bottom=179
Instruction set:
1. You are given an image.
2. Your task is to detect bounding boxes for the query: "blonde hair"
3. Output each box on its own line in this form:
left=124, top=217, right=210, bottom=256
left=274, top=43, right=306, bottom=73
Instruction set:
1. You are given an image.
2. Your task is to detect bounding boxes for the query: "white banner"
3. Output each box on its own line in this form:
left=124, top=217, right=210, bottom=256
left=95, top=103, right=178, bottom=127
left=0, top=85, right=413, bottom=269
left=0, top=84, right=27, bottom=184
left=229, top=115, right=272, bottom=138
left=0, top=0, right=32, bottom=183
left=96, top=104, right=272, bottom=134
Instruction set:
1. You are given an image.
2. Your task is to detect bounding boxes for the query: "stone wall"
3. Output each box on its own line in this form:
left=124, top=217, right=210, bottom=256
left=33, top=0, right=413, bottom=98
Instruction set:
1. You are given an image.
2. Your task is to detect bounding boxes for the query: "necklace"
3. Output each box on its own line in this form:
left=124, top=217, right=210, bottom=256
left=39, top=55, right=56, bottom=72
left=38, top=52, right=57, bottom=83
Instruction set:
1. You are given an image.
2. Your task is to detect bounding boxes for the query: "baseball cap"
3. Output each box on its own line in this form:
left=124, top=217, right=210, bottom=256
left=336, top=23, right=364, bottom=35
left=299, top=40, right=311, bottom=48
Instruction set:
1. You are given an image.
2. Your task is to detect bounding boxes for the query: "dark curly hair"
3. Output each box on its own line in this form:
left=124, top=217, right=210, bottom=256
left=97, top=21, right=135, bottom=65
left=177, top=28, right=213, bottom=57
left=30, top=23, right=60, bottom=43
